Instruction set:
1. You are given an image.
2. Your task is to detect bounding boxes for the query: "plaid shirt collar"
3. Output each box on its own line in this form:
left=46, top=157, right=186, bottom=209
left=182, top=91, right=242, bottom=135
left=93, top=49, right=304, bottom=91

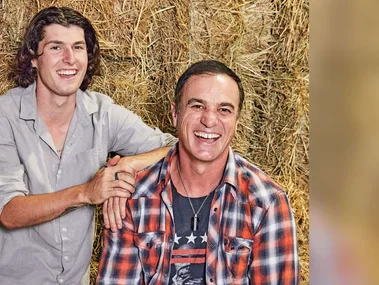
left=157, top=143, right=248, bottom=201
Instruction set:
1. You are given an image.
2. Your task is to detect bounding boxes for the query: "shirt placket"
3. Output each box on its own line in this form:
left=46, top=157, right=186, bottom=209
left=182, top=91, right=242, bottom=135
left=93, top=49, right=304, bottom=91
left=206, top=186, right=225, bottom=284
left=159, top=184, right=175, bottom=285
left=56, top=120, right=83, bottom=284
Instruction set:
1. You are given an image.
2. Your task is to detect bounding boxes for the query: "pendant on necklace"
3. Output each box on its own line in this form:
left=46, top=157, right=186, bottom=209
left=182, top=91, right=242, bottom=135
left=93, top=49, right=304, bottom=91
left=191, top=214, right=199, bottom=231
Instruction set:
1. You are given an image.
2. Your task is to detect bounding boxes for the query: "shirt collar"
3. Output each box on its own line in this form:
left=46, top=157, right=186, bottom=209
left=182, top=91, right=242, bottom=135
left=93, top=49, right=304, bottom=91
left=75, top=89, right=99, bottom=127
left=158, top=144, right=239, bottom=190
left=19, top=82, right=38, bottom=121
left=19, top=82, right=99, bottom=125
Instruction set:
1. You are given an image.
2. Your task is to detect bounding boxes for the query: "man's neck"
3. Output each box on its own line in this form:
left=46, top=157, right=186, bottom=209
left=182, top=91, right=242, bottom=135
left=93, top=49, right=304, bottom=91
left=172, top=152, right=228, bottom=198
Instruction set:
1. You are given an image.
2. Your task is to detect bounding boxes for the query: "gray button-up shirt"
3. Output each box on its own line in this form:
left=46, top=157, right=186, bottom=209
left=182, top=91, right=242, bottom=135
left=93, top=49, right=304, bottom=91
left=0, top=83, right=176, bottom=285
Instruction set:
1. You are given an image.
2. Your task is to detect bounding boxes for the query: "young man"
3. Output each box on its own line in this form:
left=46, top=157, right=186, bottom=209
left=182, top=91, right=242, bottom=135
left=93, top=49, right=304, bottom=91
left=97, top=60, right=299, bottom=284
left=0, top=7, right=176, bottom=285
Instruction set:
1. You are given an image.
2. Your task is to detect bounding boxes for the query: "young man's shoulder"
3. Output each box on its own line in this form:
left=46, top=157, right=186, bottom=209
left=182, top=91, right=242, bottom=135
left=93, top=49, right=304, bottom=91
left=81, top=89, right=114, bottom=106
left=0, top=86, right=28, bottom=116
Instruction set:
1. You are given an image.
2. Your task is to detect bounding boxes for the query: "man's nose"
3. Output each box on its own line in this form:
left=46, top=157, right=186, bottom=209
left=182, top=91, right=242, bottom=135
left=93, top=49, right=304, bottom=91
left=200, top=109, right=218, bottom=127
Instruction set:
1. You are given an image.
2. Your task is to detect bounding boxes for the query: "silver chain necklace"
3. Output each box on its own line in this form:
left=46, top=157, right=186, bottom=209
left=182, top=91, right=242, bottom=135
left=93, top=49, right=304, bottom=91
left=177, top=159, right=214, bottom=231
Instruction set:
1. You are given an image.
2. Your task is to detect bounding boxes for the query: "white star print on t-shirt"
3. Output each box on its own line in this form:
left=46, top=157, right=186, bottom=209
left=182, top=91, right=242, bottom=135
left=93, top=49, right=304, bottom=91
left=174, top=233, right=182, bottom=244
left=186, top=232, right=196, bottom=244
left=200, top=233, right=207, bottom=243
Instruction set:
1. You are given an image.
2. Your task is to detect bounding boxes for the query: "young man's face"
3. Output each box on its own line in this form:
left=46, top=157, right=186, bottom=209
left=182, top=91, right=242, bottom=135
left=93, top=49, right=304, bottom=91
left=31, top=24, right=88, bottom=97
left=172, top=73, right=240, bottom=165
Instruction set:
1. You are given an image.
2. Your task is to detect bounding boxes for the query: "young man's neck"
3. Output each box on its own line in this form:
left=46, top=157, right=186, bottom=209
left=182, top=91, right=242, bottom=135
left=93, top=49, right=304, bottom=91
left=36, top=89, right=77, bottom=126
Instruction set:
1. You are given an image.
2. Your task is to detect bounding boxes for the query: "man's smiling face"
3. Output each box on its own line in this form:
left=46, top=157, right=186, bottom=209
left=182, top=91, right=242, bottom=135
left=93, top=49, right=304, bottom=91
left=172, top=73, right=240, bottom=165
left=31, top=24, right=88, bottom=97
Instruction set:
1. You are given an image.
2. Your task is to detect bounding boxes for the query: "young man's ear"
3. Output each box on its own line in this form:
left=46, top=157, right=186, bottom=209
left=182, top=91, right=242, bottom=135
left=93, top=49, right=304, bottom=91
left=171, top=102, right=177, bottom=127
left=30, top=49, right=38, bottom=69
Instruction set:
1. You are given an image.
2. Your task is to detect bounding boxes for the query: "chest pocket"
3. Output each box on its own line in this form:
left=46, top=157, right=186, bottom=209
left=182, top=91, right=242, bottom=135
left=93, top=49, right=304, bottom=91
left=223, top=236, right=253, bottom=284
left=134, top=231, right=164, bottom=283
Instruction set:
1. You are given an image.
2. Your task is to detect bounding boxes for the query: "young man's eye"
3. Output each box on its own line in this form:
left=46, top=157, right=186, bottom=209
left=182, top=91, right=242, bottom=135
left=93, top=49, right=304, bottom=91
left=74, top=45, right=85, bottom=50
left=50, top=46, right=61, bottom=50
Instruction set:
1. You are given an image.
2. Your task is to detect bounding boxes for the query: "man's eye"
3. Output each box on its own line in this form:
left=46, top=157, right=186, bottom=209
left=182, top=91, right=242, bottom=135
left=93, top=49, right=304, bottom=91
left=191, top=105, right=204, bottom=109
left=50, top=46, right=61, bottom=50
left=74, top=45, right=85, bottom=50
left=219, top=108, right=232, bottom=113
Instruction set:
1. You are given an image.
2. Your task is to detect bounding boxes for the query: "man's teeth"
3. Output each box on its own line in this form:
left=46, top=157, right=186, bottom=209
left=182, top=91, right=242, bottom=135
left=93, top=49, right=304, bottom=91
left=194, top=132, right=220, bottom=139
left=57, top=70, right=77, bottom=75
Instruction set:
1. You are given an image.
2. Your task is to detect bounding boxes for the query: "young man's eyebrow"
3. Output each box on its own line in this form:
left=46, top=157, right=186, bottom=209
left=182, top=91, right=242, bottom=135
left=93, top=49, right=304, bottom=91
left=44, top=40, right=86, bottom=46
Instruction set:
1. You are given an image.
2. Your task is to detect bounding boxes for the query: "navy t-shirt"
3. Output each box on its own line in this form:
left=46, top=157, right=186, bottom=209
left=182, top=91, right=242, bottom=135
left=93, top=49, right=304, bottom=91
left=169, top=184, right=215, bottom=285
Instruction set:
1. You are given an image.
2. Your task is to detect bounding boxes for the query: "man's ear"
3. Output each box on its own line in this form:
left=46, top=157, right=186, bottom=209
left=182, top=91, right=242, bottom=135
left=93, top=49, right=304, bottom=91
left=171, top=102, right=177, bottom=127
left=234, top=118, right=240, bottom=136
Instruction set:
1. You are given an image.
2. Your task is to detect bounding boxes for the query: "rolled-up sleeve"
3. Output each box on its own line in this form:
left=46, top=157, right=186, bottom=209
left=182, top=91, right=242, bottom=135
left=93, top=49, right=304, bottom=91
left=107, top=104, right=177, bottom=156
left=0, top=117, right=28, bottom=215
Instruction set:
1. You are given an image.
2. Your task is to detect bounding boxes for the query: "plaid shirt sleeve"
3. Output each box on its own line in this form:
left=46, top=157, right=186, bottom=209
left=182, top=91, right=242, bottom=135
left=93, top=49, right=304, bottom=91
left=96, top=205, right=144, bottom=285
left=250, top=192, right=299, bottom=285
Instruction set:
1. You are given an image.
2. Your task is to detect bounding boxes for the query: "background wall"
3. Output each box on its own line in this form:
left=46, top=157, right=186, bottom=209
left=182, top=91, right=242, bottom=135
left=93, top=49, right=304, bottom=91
left=0, top=0, right=309, bottom=283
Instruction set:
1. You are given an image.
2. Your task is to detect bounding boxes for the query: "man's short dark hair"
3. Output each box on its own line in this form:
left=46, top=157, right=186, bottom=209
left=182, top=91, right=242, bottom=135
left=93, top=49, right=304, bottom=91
left=8, top=6, right=100, bottom=91
left=174, top=60, right=244, bottom=115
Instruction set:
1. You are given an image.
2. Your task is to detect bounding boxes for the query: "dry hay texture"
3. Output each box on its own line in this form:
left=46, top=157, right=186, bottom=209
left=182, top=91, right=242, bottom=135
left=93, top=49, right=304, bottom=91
left=0, top=0, right=309, bottom=283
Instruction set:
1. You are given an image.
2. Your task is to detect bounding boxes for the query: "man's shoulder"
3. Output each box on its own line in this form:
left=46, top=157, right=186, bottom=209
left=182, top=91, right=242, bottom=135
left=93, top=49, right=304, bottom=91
left=132, top=156, right=168, bottom=199
left=233, top=152, right=286, bottom=208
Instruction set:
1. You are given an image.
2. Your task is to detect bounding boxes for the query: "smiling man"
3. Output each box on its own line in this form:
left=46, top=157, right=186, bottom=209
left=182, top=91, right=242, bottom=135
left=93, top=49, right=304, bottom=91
left=0, top=7, right=176, bottom=285
left=97, top=60, right=299, bottom=285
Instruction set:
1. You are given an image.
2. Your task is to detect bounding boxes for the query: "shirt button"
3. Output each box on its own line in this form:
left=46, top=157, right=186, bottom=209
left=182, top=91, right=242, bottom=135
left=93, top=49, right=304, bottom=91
left=213, top=207, right=218, bottom=211
left=62, top=227, right=67, bottom=232
left=210, top=278, right=214, bottom=282
left=64, top=256, right=69, bottom=261
left=58, top=170, right=62, bottom=175
left=58, top=278, right=64, bottom=283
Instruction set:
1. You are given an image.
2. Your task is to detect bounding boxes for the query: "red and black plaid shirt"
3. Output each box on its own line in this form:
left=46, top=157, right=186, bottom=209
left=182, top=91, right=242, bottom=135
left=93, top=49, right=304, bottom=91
left=97, top=145, right=299, bottom=284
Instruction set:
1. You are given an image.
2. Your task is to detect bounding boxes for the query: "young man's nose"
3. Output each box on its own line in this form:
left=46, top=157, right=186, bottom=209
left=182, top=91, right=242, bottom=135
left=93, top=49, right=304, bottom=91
left=62, top=48, right=75, bottom=64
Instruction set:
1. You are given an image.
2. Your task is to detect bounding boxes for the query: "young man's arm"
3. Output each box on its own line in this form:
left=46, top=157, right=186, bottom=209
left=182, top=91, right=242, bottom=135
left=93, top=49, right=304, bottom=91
left=102, top=146, right=172, bottom=231
left=250, top=192, right=299, bottom=285
left=0, top=164, right=134, bottom=230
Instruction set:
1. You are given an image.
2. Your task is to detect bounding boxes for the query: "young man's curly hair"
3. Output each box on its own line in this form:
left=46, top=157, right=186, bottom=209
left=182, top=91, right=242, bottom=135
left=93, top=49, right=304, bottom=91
left=8, top=6, right=100, bottom=91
